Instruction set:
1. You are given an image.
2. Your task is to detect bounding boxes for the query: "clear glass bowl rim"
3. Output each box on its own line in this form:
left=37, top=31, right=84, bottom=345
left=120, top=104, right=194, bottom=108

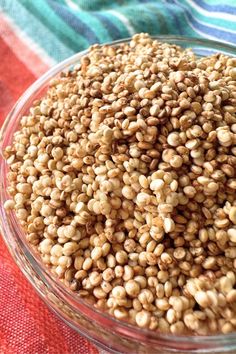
left=1, top=35, right=236, bottom=351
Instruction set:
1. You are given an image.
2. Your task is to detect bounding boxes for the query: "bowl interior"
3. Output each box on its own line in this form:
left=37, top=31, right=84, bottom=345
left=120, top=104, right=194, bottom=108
left=1, top=36, right=236, bottom=352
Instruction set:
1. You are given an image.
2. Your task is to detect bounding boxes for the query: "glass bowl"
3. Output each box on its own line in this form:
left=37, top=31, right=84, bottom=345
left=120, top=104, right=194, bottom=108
left=1, top=36, right=236, bottom=354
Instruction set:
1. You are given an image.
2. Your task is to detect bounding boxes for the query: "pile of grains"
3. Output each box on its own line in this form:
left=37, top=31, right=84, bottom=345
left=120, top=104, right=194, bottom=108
left=3, top=34, right=236, bottom=335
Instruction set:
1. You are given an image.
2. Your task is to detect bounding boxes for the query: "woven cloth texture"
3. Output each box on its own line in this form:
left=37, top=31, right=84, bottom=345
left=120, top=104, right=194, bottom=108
left=0, top=0, right=236, bottom=353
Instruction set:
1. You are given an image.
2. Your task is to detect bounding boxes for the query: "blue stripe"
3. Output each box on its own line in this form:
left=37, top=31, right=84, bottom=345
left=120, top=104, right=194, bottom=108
left=138, top=0, right=153, bottom=3
left=94, top=12, right=123, bottom=39
left=47, top=0, right=99, bottom=44
left=189, top=17, right=236, bottom=42
left=174, top=0, right=236, bottom=42
left=194, top=0, right=236, bottom=15
left=162, top=0, right=185, bottom=35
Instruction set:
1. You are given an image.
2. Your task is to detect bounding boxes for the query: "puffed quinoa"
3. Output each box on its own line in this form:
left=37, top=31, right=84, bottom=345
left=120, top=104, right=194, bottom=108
left=3, top=33, right=236, bottom=335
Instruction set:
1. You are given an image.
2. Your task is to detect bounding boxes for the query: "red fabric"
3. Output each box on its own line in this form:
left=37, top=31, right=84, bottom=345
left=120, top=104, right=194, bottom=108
left=0, top=28, right=98, bottom=354
left=0, top=37, right=36, bottom=123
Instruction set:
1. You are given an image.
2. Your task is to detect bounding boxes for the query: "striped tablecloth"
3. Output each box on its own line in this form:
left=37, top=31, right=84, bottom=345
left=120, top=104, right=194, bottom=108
left=0, top=1, right=236, bottom=353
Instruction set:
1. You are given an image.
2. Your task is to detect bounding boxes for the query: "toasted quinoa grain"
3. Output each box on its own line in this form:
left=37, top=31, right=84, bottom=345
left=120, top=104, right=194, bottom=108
left=3, top=33, right=236, bottom=335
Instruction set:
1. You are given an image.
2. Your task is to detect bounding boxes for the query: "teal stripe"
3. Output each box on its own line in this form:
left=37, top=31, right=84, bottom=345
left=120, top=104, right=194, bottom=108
left=181, top=0, right=236, bottom=32
left=193, top=0, right=236, bottom=14
left=144, top=5, right=169, bottom=35
left=116, top=6, right=156, bottom=34
left=0, top=0, right=73, bottom=61
left=52, top=0, right=67, bottom=4
left=47, top=0, right=100, bottom=44
left=70, top=11, right=114, bottom=43
left=148, top=3, right=184, bottom=35
left=100, top=12, right=131, bottom=38
left=174, top=0, right=236, bottom=43
left=161, top=0, right=195, bottom=37
left=75, top=0, right=141, bottom=11
left=117, top=4, right=170, bottom=35
left=1, top=0, right=236, bottom=66
left=48, top=0, right=118, bottom=44
left=204, top=0, right=236, bottom=5
left=20, top=0, right=89, bottom=53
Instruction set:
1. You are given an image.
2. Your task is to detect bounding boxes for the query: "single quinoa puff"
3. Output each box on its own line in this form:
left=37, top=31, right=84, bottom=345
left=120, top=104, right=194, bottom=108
left=3, top=33, right=236, bottom=335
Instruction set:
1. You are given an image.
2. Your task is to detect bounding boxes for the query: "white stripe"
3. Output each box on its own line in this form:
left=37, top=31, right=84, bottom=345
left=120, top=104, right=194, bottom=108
left=186, top=20, right=231, bottom=45
left=185, top=0, right=236, bottom=22
left=193, top=16, right=236, bottom=35
left=1, top=11, right=56, bottom=68
left=107, top=10, right=136, bottom=36
left=172, top=0, right=234, bottom=45
left=64, top=0, right=82, bottom=11
left=176, top=0, right=236, bottom=35
left=162, top=0, right=236, bottom=39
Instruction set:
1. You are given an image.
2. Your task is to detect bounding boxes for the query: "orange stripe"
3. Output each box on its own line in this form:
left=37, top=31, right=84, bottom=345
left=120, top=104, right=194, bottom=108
left=0, top=13, right=50, bottom=77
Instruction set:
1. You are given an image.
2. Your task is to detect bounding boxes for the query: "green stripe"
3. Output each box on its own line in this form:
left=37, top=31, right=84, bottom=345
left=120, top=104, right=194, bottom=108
left=1, top=0, right=73, bottom=61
